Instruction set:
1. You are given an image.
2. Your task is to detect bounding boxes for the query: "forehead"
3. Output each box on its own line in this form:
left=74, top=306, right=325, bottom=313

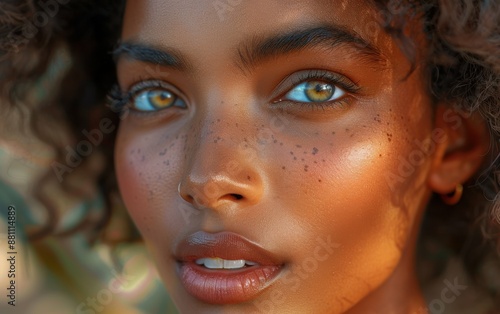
left=121, top=0, right=389, bottom=54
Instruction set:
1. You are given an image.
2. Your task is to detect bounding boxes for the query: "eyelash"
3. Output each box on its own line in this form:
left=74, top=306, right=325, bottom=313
left=107, top=79, right=183, bottom=117
left=107, top=70, right=360, bottom=115
left=272, top=70, right=360, bottom=111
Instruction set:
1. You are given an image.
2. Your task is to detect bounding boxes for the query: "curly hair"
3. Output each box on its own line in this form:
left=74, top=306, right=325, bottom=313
left=1, top=0, right=499, bottom=307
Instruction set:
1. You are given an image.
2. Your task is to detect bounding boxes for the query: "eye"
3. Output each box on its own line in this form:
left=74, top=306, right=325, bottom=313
left=133, top=88, right=186, bottom=112
left=285, top=80, right=346, bottom=103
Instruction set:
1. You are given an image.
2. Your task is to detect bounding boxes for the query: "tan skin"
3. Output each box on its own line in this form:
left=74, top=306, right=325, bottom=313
left=114, top=0, right=489, bottom=313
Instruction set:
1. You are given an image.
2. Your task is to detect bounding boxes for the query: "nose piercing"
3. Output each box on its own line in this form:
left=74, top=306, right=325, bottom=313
left=178, top=182, right=182, bottom=194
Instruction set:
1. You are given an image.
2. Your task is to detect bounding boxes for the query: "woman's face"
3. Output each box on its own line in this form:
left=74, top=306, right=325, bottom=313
left=115, top=0, right=434, bottom=312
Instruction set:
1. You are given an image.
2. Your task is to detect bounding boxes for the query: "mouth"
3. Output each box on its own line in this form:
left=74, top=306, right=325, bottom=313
left=174, top=231, right=284, bottom=304
left=194, top=258, right=258, bottom=269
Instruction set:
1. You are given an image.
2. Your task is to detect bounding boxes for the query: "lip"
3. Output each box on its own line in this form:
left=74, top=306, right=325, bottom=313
left=174, top=231, right=284, bottom=304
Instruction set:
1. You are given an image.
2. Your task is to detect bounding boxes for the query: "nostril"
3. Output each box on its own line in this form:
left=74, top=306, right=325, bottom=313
left=230, top=194, right=244, bottom=200
left=182, top=194, right=194, bottom=203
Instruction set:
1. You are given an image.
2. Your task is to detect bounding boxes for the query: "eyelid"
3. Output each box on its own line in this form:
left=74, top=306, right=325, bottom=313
left=271, top=69, right=360, bottom=102
left=126, top=79, right=188, bottom=111
left=127, top=80, right=181, bottom=97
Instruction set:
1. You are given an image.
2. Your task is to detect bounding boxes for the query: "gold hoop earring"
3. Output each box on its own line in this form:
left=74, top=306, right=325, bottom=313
left=441, top=184, right=463, bottom=205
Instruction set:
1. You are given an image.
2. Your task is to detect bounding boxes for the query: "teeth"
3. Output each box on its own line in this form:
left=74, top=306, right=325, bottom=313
left=195, top=258, right=258, bottom=269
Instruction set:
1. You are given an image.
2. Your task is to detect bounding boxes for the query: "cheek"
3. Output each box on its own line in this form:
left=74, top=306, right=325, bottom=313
left=270, top=110, right=430, bottom=282
left=114, top=124, right=188, bottom=241
left=261, top=116, right=433, bottom=307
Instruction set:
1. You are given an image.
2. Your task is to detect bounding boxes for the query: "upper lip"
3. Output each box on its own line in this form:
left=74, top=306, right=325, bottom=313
left=173, top=231, right=283, bottom=266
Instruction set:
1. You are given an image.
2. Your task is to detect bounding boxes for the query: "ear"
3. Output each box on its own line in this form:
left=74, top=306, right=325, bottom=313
left=427, top=105, right=490, bottom=195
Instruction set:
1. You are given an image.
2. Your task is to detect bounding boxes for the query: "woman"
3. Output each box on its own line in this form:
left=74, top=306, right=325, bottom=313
left=1, top=0, right=499, bottom=313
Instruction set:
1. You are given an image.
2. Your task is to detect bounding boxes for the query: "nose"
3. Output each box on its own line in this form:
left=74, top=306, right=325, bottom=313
left=178, top=118, right=264, bottom=212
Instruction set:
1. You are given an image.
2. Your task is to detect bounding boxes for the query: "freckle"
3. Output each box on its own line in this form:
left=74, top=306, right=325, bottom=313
left=294, top=157, right=297, bottom=160
left=159, top=148, right=167, bottom=156
left=236, top=123, right=239, bottom=127
left=332, top=131, right=336, bottom=135
left=350, top=133, right=355, bottom=138
left=345, top=128, right=349, bottom=132
left=247, top=176, right=251, bottom=181
left=314, top=161, right=318, bottom=164
left=296, top=145, right=302, bottom=148
left=261, top=124, right=265, bottom=127
left=280, top=142, right=284, bottom=146
left=322, top=159, right=326, bottom=163
left=314, top=132, right=319, bottom=135
left=217, top=119, right=221, bottom=122
left=379, top=154, right=382, bottom=157
left=244, top=144, right=248, bottom=148
left=312, top=147, right=319, bottom=155
left=318, top=179, right=322, bottom=183
left=290, top=151, right=294, bottom=155
left=282, top=166, right=286, bottom=170
left=274, top=140, right=278, bottom=143
left=303, top=151, right=307, bottom=155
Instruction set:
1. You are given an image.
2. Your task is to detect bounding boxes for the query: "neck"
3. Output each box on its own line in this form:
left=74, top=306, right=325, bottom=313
left=346, top=216, right=428, bottom=314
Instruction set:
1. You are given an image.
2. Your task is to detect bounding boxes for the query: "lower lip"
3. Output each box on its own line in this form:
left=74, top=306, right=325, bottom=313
left=178, top=262, right=282, bottom=304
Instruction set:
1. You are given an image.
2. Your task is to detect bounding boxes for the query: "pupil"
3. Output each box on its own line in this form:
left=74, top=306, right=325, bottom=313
left=306, top=82, right=334, bottom=101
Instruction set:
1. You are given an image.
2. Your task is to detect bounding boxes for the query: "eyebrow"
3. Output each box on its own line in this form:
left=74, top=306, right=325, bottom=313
left=236, top=25, right=387, bottom=72
left=113, top=42, right=191, bottom=70
left=113, top=24, right=387, bottom=73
